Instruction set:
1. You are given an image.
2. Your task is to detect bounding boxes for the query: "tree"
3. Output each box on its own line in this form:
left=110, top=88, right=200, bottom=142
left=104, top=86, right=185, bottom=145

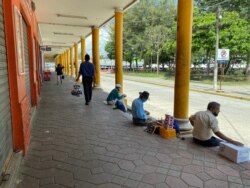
left=192, top=8, right=216, bottom=74
left=105, top=23, right=115, bottom=60
left=194, top=0, right=250, bottom=76
left=105, top=0, right=177, bottom=72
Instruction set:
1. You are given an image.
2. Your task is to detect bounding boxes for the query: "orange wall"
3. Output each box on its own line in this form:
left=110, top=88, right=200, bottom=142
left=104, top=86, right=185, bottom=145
left=3, top=0, right=41, bottom=154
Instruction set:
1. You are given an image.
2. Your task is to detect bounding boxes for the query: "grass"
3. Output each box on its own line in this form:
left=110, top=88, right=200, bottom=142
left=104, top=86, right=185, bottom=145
left=124, top=71, right=166, bottom=78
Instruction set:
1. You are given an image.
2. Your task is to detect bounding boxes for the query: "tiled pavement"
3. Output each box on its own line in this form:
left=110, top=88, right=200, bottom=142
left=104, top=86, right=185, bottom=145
left=15, top=74, right=250, bottom=188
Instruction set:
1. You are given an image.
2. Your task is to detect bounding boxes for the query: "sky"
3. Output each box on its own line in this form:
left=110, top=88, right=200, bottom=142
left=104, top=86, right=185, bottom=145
left=85, top=25, right=110, bottom=58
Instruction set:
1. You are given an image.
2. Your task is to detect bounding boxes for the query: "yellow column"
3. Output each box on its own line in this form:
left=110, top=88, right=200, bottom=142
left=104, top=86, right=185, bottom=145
left=70, top=47, right=74, bottom=77
left=60, top=54, right=63, bottom=67
left=74, top=43, right=79, bottom=77
left=92, top=27, right=100, bottom=86
left=65, top=51, right=68, bottom=75
left=62, top=53, right=65, bottom=69
left=64, top=52, right=67, bottom=73
left=81, top=37, right=86, bottom=62
left=64, top=52, right=66, bottom=70
left=173, top=0, right=193, bottom=130
left=67, top=49, right=70, bottom=75
left=115, top=9, right=124, bottom=92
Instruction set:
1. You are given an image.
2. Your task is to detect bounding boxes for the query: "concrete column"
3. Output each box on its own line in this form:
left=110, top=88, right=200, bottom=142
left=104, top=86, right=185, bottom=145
left=81, top=37, right=86, bottom=62
left=173, top=0, right=193, bottom=131
left=70, top=47, right=74, bottom=77
left=92, top=27, right=100, bottom=86
left=115, top=9, right=124, bottom=92
left=74, top=43, right=79, bottom=78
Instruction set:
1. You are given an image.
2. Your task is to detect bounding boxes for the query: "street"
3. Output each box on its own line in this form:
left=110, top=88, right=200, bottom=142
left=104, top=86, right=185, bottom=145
left=101, top=73, right=250, bottom=145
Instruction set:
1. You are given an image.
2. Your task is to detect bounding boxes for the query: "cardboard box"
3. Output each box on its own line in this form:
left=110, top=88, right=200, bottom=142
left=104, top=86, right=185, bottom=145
left=218, top=142, right=250, bottom=163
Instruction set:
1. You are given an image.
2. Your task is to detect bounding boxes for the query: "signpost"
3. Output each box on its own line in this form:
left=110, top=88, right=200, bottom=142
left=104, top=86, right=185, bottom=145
left=217, top=49, right=230, bottom=92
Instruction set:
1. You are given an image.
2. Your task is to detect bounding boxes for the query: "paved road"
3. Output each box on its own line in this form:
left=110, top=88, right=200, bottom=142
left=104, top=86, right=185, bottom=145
left=100, top=73, right=250, bottom=146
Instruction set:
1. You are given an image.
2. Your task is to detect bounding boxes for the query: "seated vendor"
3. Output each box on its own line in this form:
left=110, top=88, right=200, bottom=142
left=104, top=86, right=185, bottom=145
left=131, top=91, right=150, bottom=126
left=107, top=84, right=127, bottom=112
left=189, top=101, right=244, bottom=147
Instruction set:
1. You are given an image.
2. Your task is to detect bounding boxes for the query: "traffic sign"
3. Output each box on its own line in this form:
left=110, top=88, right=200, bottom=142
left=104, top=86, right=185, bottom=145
left=218, top=49, right=230, bottom=61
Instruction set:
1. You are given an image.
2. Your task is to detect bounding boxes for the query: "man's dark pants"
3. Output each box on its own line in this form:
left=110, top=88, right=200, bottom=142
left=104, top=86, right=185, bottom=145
left=193, top=136, right=222, bottom=147
left=82, top=76, right=93, bottom=103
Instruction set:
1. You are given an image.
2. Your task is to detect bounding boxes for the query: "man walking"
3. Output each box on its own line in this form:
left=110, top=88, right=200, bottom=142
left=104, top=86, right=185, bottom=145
left=76, top=54, right=95, bottom=105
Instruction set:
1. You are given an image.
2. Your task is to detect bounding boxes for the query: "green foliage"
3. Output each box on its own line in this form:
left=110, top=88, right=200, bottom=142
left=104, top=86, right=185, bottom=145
left=105, top=0, right=250, bottom=75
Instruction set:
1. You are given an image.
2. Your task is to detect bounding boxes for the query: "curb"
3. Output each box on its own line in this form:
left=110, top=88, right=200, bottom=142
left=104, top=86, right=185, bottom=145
left=103, top=74, right=250, bottom=101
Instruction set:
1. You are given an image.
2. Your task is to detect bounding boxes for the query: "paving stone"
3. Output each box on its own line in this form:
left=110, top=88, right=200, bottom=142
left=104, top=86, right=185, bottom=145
left=40, top=184, right=65, bottom=188
left=243, top=178, right=250, bottom=186
left=192, top=159, right=204, bottom=166
left=128, top=172, right=143, bottom=181
left=205, top=167, right=228, bottom=181
left=182, top=164, right=204, bottom=174
left=118, top=160, right=135, bottom=171
left=181, top=173, right=203, bottom=188
left=137, top=182, right=155, bottom=188
left=228, top=176, right=243, bottom=184
left=112, top=176, right=127, bottom=185
left=204, top=179, right=228, bottom=188
left=196, top=172, right=212, bottom=181
left=15, top=175, right=39, bottom=188
left=142, top=155, right=160, bottom=166
left=106, top=145, right=120, bottom=152
left=73, top=167, right=92, bottom=181
left=155, top=182, right=170, bottom=188
left=159, top=162, right=171, bottom=169
left=134, top=165, right=157, bottom=174
left=133, top=160, right=145, bottom=166
left=165, top=176, right=188, bottom=188
left=54, top=169, right=74, bottom=187
left=156, top=167, right=169, bottom=175
left=91, top=167, right=105, bottom=174
left=39, top=177, right=54, bottom=186
left=118, top=170, right=131, bottom=178
left=172, top=158, right=192, bottom=166
left=96, top=183, right=122, bottom=188
left=123, top=179, right=139, bottom=188
left=217, top=165, right=240, bottom=177
left=124, top=153, right=142, bottom=161
left=142, top=173, right=166, bottom=184
left=87, top=172, right=114, bottom=185
left=228, top=183, right=244, bottom=188
left=170, top=164, right=183, bottom=171
left=241, top=170, right=250, bottom=179
left=103, top=163, right=120, bottom=174
left=156, top=153, right=172, bottom=163
left=167, top=170, right=181, bottom=177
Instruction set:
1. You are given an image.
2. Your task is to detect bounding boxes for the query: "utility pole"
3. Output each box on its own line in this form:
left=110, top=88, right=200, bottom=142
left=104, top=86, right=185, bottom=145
left=213, top=6, right=222, bottom=90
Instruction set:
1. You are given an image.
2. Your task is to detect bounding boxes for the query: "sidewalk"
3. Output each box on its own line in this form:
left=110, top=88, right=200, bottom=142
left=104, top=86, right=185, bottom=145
left=15, top=74, right=250, bottom=188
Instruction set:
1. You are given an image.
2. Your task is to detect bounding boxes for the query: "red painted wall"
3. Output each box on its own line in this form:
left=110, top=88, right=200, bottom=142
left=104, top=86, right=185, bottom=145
left=3, top=0, right=40, bottom=154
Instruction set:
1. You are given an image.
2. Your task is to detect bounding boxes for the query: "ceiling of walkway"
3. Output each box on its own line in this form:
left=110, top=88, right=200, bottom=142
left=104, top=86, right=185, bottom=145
left=33, top=0, right=139, bottom=60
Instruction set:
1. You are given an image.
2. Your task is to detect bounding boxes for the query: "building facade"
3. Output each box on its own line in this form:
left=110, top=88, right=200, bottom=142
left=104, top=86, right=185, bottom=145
left=0, top=0, right=41, bottom=174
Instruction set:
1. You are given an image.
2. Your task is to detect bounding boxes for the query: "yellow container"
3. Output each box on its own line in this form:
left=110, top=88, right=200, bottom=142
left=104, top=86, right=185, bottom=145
left=160, top=127, right=176, bottom=139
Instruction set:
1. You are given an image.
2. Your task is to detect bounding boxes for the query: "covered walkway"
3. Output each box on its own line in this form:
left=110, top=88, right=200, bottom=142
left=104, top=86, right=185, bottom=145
left=15, top=74, right=250, bottom=188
